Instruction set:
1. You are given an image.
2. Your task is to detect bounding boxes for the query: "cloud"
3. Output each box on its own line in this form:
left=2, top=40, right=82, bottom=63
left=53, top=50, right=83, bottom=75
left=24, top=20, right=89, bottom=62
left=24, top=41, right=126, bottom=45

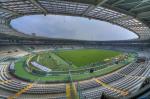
left=10, top=15, right=138, bottom=41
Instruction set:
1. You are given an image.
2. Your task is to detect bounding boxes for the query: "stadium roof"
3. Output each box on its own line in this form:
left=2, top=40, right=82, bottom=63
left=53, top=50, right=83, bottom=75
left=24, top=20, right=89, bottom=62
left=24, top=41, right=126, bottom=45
left=0, top=0, right=150, bottom=40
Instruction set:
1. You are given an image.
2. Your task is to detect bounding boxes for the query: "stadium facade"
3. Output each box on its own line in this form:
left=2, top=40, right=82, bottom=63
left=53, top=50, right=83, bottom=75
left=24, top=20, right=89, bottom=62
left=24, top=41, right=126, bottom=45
left=0, top=0, right=150, bottom=45
left=0, top=0, right=150, bottom=99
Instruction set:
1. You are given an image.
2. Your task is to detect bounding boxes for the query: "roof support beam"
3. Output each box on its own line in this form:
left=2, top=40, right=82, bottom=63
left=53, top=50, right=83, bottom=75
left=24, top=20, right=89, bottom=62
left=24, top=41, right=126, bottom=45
left=112, top=0, right=126, bottom=6
left=110, top=15, right=132, bottom=22
left=0, top=7, right=20, bottom=15
left=129, top=5, right=150, bottom=12
left=129, top=0, right=150, bottom=12
left=125, top=24, right=146, bottom=28
left=113, top=1, right=139, bottom=6
left=29, top=0, right=48, bottom=15
left=0, top=17, right=7, bottom=23
left=81, top=5, right=94, bottom=16
left=103, top=4, right=136, bottom=17
left=82, top=0, right=109, bottom=16
left=137, top=11, right=150, bottom=19
left=60, top=0, right=103, bottom=5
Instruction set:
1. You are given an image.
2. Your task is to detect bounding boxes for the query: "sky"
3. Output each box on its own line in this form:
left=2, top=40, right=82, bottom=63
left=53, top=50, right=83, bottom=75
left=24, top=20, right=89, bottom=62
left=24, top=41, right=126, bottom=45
left=10, top=15, right=138, bottom=41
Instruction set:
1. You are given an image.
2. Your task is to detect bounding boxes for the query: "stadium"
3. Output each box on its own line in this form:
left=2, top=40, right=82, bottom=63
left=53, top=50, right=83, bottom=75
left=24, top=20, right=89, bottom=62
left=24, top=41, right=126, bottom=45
left=0, top=0, right=150, bottom=99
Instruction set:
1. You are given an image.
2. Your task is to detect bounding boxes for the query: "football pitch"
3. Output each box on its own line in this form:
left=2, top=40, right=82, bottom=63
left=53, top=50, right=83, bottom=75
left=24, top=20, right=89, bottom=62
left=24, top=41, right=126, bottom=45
left=55, top=49, right=121, bottom=67
left=14, top=49, right=135, bottom=82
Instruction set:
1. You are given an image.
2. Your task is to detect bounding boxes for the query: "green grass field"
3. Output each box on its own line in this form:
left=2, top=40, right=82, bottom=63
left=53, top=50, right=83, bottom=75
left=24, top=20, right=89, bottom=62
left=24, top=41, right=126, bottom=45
left=30, top=49, right=121, bottom=71
left=14, top=51, right=136, bottom=82
left=55, top=49, right=121, bottom=67
left=14, top=55, right=134, bottom=82
left=30, top=52, right=70, bottom=71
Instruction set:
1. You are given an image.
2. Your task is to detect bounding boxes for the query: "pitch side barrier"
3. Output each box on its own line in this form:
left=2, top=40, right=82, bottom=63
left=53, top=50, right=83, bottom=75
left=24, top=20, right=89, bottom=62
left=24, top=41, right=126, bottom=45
left=26, top=60, right=129, bottom=76
left=9, top=53, right=136, bottom=83
left=27, top=53, right=135, bottom=76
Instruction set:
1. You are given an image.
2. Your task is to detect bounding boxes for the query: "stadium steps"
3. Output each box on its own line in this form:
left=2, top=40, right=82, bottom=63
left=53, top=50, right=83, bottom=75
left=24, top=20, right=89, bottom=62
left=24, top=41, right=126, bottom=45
left=94, top=78, right=129, bottom=96
left=116, top=73, right=146, bottom=79
left=0, top=80, right=11, bottom=84
left=7, top=83, right=33, bottom=99
left=0, top=55, right=150, bottom=98
left=66, top=83, right=79, bottom=99
left=66, top=83, right=71, bottom=99
left=71, top=83, right=79, bottom=99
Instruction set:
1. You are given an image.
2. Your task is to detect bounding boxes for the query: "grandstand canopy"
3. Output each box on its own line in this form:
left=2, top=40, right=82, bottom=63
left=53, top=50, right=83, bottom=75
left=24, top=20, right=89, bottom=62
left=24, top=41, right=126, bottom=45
left=10, top=15, right=139, bottom=41
left=0, top=0, right=150, bottom=40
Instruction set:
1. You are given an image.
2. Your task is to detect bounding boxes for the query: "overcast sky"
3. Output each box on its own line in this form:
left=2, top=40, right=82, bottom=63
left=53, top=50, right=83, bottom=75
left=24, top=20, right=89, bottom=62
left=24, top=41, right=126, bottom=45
left=10, top=15, right=138, bottom=41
